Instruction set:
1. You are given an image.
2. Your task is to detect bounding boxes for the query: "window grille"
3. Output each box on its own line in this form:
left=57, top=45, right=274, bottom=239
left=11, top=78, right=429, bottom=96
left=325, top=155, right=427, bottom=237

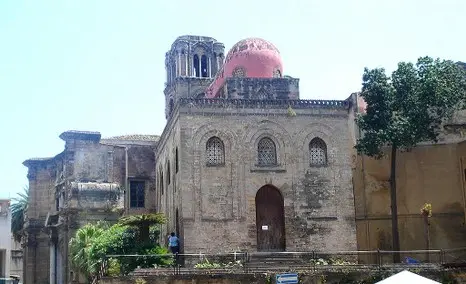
left=130, top=180, right=145, bottom=208
left=232, top=67, right=246, bottom=77
left=206, top=137, right=225, bottom=166
left=258, top=137, right=277, bottom=166
left=309, top=138, right=327, bottom=166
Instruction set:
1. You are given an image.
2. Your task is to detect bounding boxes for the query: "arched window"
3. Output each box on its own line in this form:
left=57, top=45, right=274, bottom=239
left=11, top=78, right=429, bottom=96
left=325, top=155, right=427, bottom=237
left=309, top=138, right=327, bottom=166
left=201, top=55, right=208, bottom=77
left=257, top=137, right=277, bottom=166
left=193, top=54, right=200, bottom=77
left=206, top=137, right=225, bottom=166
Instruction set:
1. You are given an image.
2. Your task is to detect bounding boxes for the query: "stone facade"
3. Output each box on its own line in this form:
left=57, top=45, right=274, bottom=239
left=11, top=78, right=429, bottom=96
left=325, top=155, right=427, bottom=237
left=353, top=110, right=466, bottom=257
left=23, top=132, right=158, bottom=284
left=156, top=97, right=358, bottom=253
left=0, top=199, right=12, bottom=278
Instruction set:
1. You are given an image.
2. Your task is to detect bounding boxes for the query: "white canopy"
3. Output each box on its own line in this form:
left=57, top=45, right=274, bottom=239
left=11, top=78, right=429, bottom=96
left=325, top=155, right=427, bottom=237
left=375, top=270, right=440, bottom=284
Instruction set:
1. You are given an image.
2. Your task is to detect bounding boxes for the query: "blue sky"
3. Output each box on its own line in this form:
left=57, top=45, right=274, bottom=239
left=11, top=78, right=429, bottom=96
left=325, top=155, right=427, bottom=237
left=0, top=0, right=465, bottom=199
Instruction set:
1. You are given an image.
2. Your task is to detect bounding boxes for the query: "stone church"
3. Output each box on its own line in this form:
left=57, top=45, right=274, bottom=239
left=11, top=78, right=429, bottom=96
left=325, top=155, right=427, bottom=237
left=22, top=35, right=367, bottom=284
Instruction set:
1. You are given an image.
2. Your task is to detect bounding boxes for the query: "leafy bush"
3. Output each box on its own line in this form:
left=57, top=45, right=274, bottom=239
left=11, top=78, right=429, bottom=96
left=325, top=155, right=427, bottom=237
left=310, top=257, right=357, bottom=266
left=69, top=213, right=168, bottom=282
left=194, top=258, right=243, bottom=270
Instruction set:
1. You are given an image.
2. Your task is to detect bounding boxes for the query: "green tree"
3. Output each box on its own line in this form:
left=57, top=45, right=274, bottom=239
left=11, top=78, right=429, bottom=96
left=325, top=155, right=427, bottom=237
left=69, top=223, right=105, bottom=283
left=10, top=186, right=29, bottom=243
left=118, top=213, right=166, bottom=243
left=355, top=57, right=466, bottom=262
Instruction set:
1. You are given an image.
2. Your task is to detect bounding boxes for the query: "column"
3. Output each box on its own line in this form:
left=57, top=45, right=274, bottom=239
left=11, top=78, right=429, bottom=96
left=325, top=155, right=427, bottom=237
left=198, top=55, right=202, bottom=78
left=216, top=55, right=220, bottom=71
left=177, top=53, right=181, bottom=77
left=185, top=53, right=188, bottom=76
left=49, top=243, right=56, bottom=284
left=208, top=56, right=212, bottom=77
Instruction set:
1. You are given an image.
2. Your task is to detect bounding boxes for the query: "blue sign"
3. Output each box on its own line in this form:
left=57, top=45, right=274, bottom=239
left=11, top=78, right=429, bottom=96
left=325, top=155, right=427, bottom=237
left=276, top=273, right=299, bottom=284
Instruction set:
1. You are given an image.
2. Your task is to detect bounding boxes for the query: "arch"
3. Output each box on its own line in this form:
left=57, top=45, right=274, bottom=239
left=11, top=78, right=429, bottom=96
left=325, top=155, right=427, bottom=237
left=309, top=137, right=328, bottom=166
left=206, top=136, right=225, bottom=166
left=193, top=54, right=200, bottom=77
left=273, top=68, right=281, bottom=78
left=257, top=137, right=277, bottom=166
left=191, top=124, right=236, bottom=156
left=201, top=55, right=208, bottom=77
left=298, top=122, right=335, bottom=166
left=255, top=184, right=285, bottom=251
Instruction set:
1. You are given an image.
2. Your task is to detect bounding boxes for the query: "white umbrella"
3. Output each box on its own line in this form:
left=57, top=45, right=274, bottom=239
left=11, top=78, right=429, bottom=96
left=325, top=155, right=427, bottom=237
left=375, top=270, right=440, bottom=284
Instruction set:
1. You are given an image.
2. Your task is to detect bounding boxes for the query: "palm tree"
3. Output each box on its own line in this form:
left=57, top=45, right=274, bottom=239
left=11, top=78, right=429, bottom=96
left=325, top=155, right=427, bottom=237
left=69, top=223, right=105, bottom=283
left=118, top=213, right=166, bottom=243
left=11, top=186, right=29, bottom=243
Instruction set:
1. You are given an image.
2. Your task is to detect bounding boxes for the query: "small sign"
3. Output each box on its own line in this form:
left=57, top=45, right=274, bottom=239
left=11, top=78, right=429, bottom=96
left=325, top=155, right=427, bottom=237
left=261, top=225, right=269, bottom=230
left=276, top=273, right=299, bottom=284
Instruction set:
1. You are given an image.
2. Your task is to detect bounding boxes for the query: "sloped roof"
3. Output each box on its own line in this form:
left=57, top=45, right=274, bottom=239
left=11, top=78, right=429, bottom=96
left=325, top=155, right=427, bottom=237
left=376, top=270, right=440, bottom=284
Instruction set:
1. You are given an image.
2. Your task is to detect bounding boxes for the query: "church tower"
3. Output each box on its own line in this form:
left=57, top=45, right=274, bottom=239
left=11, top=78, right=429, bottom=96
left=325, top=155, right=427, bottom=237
left=164, top=35, right=225, bottom=119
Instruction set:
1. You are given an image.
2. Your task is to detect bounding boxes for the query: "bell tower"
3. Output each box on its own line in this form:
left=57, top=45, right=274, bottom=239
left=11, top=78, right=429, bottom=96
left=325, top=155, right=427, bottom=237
left=164, top=35, right=225, bottom=119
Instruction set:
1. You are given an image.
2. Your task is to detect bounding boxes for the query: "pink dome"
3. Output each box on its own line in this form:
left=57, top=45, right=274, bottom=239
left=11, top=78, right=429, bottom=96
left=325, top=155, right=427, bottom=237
left=206, top=38, right=283, bottom=98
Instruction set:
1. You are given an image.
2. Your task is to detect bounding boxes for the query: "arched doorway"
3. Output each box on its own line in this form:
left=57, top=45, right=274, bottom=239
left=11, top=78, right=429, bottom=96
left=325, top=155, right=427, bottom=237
left=255, top=185, right=286, bottom=251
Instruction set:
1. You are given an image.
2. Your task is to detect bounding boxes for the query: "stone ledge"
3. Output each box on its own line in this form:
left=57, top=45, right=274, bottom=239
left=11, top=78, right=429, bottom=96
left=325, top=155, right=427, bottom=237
left=179, top=98, right=350, bottom=109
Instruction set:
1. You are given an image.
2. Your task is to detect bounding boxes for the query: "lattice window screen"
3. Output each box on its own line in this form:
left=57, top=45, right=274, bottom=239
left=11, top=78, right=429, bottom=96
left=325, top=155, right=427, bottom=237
left=309, top=138, right=327, bottom=166
left=258, top=138, right=277, bottom=166
left=206, top=137, right=225, bottom=166
left=232, top=67, right=246, bottom=77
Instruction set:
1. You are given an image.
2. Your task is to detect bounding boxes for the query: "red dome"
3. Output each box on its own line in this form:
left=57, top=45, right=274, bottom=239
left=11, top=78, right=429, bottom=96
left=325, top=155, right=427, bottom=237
left=206, top=38, right=283, bottom=98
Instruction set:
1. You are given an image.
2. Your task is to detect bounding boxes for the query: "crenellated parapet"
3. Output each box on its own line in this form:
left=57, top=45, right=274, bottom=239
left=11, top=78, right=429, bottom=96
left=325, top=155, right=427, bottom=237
left=178, top=97, right=351, bottom=110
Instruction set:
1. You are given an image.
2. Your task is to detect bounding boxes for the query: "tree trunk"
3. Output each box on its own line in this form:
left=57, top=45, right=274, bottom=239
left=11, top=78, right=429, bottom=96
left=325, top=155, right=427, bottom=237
left=140, top=223, right=150, bottom=243
left=423, top=215, right=430, bottom=262
left=390, top=145, right=401, bottom=263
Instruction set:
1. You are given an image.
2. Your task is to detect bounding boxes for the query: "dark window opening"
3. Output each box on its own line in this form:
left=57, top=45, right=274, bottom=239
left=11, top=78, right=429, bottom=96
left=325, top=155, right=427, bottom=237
left=169, top=99, right=174, bottom=116
left=193, top=54, right=200, bottom=77
left=130, top=180, right=145, bottom=208
left=167, top=161, right=171, bottom=185
left=201, top=55, right=208, bottom=77
left=175, top=148, right=179, bottom=173
left=161, top=172, right=164, bottom=195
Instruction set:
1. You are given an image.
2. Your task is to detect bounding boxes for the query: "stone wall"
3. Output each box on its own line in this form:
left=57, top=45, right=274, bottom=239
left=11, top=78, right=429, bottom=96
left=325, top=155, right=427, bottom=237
left=99, top=269, right=464, bottom=284
left=353, top=141, right=466, bottom=253
left=154, top=114, right=182, bottom=247
left=156, top=98, right=357, bottom=254
left=23, top=131, right=158, bottom=284
left=224, top=77, right=300, bottom=100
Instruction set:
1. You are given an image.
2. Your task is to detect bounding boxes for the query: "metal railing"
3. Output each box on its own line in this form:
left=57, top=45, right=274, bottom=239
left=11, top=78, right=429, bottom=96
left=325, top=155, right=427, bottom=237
left=101, top=247, right=466, bottom=277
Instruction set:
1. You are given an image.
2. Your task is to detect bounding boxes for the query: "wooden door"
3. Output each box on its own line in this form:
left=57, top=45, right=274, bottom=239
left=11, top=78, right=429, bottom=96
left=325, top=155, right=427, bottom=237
left=255, top=185, right=286, bottom=251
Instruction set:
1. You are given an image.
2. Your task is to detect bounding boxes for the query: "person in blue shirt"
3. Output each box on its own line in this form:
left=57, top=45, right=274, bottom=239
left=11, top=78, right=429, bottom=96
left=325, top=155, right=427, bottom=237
left=168, top=232, right=180, bottom=254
